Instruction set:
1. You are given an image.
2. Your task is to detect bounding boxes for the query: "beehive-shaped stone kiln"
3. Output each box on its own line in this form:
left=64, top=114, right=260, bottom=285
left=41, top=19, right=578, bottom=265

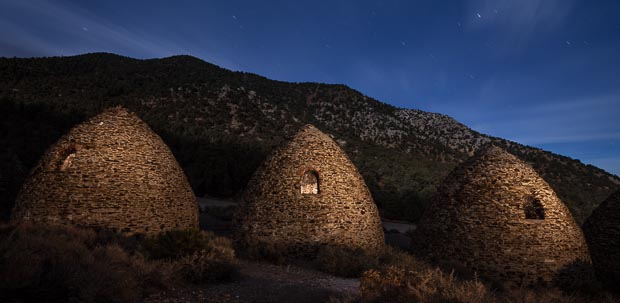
left=233, top=124, right=384, bottom=256
left=583, top=189, right=620, bottom=290
left=411, top=146, right=591, bottom=286
left=11, top=107, right=198, bottom=235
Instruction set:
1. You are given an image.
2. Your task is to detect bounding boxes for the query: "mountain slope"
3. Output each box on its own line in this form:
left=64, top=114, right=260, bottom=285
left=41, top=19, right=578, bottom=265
left=1, top=53, right=618, bottom=223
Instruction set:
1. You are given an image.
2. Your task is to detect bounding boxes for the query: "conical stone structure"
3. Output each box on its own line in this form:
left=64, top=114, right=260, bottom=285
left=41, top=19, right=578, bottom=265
left=411, top=146, right=591, bottom=286
left=583, top=190, right=620, bottom=290
left=11, top=107, right=198, bottom=235
left=233, top=124, right=384, bottom=256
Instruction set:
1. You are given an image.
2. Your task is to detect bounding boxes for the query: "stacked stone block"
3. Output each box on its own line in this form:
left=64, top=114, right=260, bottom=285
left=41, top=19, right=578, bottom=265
left=412, top=146, right=591, bottom=286
left=11, top=107, right=198, bottom=235
left=233, top=124, right=384, bottom=256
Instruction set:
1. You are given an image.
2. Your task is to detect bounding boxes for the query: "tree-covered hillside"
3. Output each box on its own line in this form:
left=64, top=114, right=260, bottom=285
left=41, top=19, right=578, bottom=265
left=1, top=53, right=618, bottom=223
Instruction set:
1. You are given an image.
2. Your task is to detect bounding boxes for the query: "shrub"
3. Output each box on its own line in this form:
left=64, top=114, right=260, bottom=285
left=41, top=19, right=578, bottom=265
left=236, top=237, right=288, bottom=265
left=177, top=247, right=236, bottom=283
left=376, top=245, right=426, bottom=269
left=315, top=246, right=380, bottom=278
left=358, top=249, right=620, bottom=303
left=359, top=247, right=496, bottom=302
left=140, top=229, right=219, bottom=259
left=140, top=229, right=238, bottom=283
left=315, top=245, right=431, bottom=278
left=360, top=265, right=493, bottom=303
left=0, top=223, right=179, bottom=303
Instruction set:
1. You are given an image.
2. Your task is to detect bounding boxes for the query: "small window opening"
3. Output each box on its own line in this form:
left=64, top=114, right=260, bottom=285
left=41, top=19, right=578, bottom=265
left=524, top=196, right=545, bottom=220
left=58, top=146, right=77, bottom=171
left=301, top=170, right=319, bottom=194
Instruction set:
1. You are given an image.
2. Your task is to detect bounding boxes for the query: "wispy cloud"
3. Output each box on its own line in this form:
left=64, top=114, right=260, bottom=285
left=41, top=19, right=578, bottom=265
left=0, top=0, right=186, bottom=58
left=0, top=0, right=248, bottom=71
left=0, top=18, right=61, bottom=56
left=482, top=93, right=620, bottom=145
left=465, top=0, right=577, bottom=50
left=513, top=132, right=620, bottom=146
left=438, top=90, right=620, bottom=146
left=448, top=90, right=620, bottom=174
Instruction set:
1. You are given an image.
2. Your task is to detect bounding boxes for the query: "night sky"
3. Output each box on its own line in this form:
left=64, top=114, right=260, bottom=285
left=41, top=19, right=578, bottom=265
left=1, top=0, right=619, bottom=175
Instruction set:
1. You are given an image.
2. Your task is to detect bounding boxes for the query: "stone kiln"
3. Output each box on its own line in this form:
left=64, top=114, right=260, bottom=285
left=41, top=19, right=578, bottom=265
left=233, top=124, right=384, bottom=256
left=411, top=146, right=591, bottom=286
left=583, top=189, right=620, bottom=290
left=11, top=107, right=198, bottom=235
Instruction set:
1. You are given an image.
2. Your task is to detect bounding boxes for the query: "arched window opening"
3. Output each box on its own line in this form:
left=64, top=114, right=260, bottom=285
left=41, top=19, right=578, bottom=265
left=58, top=146, right=77, bottom=171
left=301, top=170, right=319, bottom=194
left=524, top=196, right=545, bottom=220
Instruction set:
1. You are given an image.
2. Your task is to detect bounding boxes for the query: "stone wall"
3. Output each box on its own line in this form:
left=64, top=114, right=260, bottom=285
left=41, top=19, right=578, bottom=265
left=583, top=190, right=620, bottom=290
left=11, top=107, right=198, bottom=235
left=411, top=146, right=591, bottom=287
left=233, top=124, right=384, bottom=256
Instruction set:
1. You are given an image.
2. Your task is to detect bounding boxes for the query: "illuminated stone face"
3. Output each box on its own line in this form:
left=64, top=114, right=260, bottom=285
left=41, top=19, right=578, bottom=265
left=411, top=146, right=591, bottom=287
left=300, top=170, right=319, bottom=194
left=11, top=107, right=198, bottom=235
left=234, top=124, right=384, bottom=257
left=58, top=146, right=77, bottom=171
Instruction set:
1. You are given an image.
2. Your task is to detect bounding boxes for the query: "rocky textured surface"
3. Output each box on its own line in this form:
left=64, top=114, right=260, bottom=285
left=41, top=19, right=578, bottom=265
left=583, top=190, right=620, bottom=290
left=233, top=124, right=384, bottom=256
left=411, top=146, right=591, bottom=287
left=11, top=107, right=198, bottom=235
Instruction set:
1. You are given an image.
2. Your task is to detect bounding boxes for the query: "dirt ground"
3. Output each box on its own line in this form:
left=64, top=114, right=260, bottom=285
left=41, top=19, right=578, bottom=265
left=144, top=259, right=359, bottom=303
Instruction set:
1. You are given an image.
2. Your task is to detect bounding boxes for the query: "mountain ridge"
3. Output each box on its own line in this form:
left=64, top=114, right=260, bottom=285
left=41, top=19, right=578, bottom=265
left=1, top=52, right=618, bottom=223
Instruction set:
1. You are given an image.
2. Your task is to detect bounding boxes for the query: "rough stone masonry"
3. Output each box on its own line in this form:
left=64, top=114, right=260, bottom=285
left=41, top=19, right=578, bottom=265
left=411, top=146, right=591, bottom=287
left=11, top=107, right=198, bottom=235
left=233, top=124, right=385, bottom=256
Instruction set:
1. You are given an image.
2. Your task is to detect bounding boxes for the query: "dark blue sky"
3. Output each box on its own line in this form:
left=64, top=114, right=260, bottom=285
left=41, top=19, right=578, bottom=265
left=1, top=0, right=620, bottom=174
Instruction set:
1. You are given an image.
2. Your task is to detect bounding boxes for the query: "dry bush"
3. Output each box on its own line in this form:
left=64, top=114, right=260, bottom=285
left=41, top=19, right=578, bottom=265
left=141, top=229, right=238, bottom=283
left=377, top=245, right=427, bottom=268
left=140, top=229, right=214, bottom=259
left=315, top=245, right=381, bottom=278
left=236, top=237, right=289, bottom=264
left=0, top=223, right=179, bottom=303
left=316, top=245, right=429, bottom=278
left=360, top=265, right=493, bottom=303
left=177, top=249, right=236, bottom=283
left=358, top=248, right=620, bottom=303
left=177, top=242, right=237, bottom=283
